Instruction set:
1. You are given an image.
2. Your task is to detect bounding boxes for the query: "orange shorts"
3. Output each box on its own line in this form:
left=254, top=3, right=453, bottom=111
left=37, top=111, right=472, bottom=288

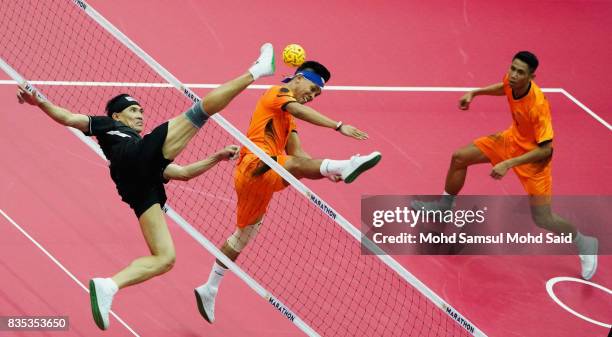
left=234, top=153, right=291, bottom=228
left=474, top=130, right=552, bottom=197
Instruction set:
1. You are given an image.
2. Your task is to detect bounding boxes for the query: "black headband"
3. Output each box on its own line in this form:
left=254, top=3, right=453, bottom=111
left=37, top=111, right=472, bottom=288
left=107, top=95, right=140, bottom=114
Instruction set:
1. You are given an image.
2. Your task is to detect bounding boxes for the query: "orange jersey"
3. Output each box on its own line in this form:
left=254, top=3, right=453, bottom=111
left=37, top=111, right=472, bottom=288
left=239, top=86, right=297, bottom=161
left=502, top=74, right=554, bottom=151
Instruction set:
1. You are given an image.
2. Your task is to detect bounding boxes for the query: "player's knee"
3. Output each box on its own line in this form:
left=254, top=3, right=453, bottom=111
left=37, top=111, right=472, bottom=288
left=184, top=102, right=209, bottom=128
left=155, top=252, right=176, bottom=274
left=283, top=157, right=300, bottom=172
left=451, top=150, right=469, bottom=168
left=226, top=221, right=262, bottom=253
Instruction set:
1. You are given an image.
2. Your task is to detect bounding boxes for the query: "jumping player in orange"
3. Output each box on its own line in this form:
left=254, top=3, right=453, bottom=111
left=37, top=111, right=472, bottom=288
left=412, top=51, right=598, bottom=280
left=194, top=61, right=381, bottom=323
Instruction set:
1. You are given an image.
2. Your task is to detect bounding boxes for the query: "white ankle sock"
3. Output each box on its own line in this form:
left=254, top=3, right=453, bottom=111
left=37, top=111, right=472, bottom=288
left=320, top=159, right=349, bottom=176
left=248, top=43, right=273, bottom=80
left=206, top=263, right=227, bottom=291
left=249, top=66, right=263, bottom=80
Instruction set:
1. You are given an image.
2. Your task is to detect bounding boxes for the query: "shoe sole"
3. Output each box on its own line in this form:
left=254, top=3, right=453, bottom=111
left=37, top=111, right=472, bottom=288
left=194, top=290, right=213, bottom=324
left=344, top=153, right=382, bottom=184
left=89, top=280, right=106, bottom=330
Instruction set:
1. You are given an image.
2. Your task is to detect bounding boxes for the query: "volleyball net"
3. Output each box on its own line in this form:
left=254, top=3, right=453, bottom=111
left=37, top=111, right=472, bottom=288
left=0, top=1, right=483, bottom=336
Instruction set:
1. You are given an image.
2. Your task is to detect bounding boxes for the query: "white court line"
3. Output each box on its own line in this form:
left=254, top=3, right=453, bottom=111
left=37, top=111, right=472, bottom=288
left=546, top=276, right=612, bottom=329
left=0, top=79, right=562, bottom=92
left=2, top=79, right=608, bottom=130
left=0, top=208, right=141, bottom=337
left=560, top=89, right=612, bottom=131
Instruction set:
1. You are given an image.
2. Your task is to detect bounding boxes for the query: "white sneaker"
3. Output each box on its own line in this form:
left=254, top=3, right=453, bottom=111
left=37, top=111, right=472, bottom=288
left=89, top=278, right=117, bottom=330
left=195, top=286, right=217, bottom=324
left=579, top=237, right=598, bottom=280
left=341, top=151, right=382, bottom=184
left=248, top=43, right=275, bottom=80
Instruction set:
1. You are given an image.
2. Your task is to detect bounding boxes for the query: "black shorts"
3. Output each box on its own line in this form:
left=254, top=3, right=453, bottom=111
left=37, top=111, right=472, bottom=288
left=110, top=122, right=173, bottom=218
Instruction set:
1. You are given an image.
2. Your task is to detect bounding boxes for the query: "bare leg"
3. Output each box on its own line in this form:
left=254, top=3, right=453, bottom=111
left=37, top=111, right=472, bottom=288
left=284, top=157, right=324, bottom=180
left=195, top=218, right=263, bottom=323
left=444, top=143, right=490, bottom=195
left=215, top=215, right=263, bottom=267
left=111, top=205, right=176, bottom=289
left=202, top=72, right=254, bottom=115
left=162, top=72, right=255, bottom=160
left=529, top=202, right=577, bottom=236
left=215, top=242, right=241, bottom=268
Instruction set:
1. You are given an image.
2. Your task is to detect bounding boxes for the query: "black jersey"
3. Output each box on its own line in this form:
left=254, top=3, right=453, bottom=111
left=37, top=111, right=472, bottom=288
left=83, top=116, right=142, bottom=161
left=83, top=116, right=172, bottom=217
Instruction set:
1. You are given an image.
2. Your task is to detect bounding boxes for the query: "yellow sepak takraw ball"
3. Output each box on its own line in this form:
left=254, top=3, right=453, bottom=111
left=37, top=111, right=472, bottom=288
left=282, top=44, right=306, bottom=67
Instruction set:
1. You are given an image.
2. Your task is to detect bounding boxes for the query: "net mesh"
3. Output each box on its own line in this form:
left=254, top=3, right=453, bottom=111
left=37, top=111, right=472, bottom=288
left=0, top=1, right=473, bottom=336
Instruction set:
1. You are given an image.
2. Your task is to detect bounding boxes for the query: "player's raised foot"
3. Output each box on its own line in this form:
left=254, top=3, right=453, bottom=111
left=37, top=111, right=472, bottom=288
left=195, top=285, right=217, bottom=324
left=578, top=236, right=598, bottom=280
left=89, top=278, right=117, bottom=330
left=341, top=151, right=382, bottom=184
left=249, top=43, right=275, bottom=80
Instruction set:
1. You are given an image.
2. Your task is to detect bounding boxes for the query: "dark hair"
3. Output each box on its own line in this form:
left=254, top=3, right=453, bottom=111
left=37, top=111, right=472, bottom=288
left=296, top=61, right=331, bottom=83
left=105, top=93, right=133, bottom=117
left=513, top=51, right=539, bottom=73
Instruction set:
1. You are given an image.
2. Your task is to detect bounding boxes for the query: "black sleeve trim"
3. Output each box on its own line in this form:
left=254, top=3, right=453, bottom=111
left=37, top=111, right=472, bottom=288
left=82, top=116, right=93, bottom=136
left=538, top=139, right=553, bottom=147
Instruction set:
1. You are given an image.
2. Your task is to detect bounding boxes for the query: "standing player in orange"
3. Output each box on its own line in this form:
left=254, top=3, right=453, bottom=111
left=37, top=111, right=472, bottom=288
left=194, top=61, right=381, bottom=323
left=412, top=51, right=598, bottom=279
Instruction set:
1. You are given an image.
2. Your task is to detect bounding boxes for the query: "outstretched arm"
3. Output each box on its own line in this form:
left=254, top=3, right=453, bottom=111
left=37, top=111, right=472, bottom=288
left=284, top=102, right=368, bottom=140
left=458, top=82, right=505, bottom=110
left=17, top=85, right=90, bottom=132
left=163, top=145, right=239, bottom=181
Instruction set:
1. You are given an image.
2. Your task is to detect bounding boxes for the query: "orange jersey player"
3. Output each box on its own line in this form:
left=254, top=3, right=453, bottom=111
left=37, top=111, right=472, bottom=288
left=194, top=61, right=382, bottom=323
left=413, top=51, right=597, bottom=280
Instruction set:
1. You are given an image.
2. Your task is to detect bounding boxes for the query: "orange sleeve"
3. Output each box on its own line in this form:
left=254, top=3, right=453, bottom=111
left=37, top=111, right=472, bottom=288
left=261, top=86, right=297, bottom=111
left=532, top=100, right=554, bottom=144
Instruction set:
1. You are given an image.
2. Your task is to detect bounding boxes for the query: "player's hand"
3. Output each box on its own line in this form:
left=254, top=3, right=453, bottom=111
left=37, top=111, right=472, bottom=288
left=17, top=85, right=44, bottom=106
left=458, top=92, right=474, bottom=110
left=327, top=174, right=342, bottom=183
left=339, top=124, right=368, bottom=140
left=490, top=162, right=510, bottom=180
left=218, top=145, right=240, bottom=161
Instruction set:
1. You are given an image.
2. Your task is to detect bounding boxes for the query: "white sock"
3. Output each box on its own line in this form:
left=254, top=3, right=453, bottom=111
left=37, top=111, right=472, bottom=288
left=205, top=262, right=227, bottom=292
left=248, top=43, right=274, bottom=80
left=105, top=278, right=119, bottom=295
left=249, top=66, right=263, bottom=81
left=320, top=159, right=349, bottom=176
